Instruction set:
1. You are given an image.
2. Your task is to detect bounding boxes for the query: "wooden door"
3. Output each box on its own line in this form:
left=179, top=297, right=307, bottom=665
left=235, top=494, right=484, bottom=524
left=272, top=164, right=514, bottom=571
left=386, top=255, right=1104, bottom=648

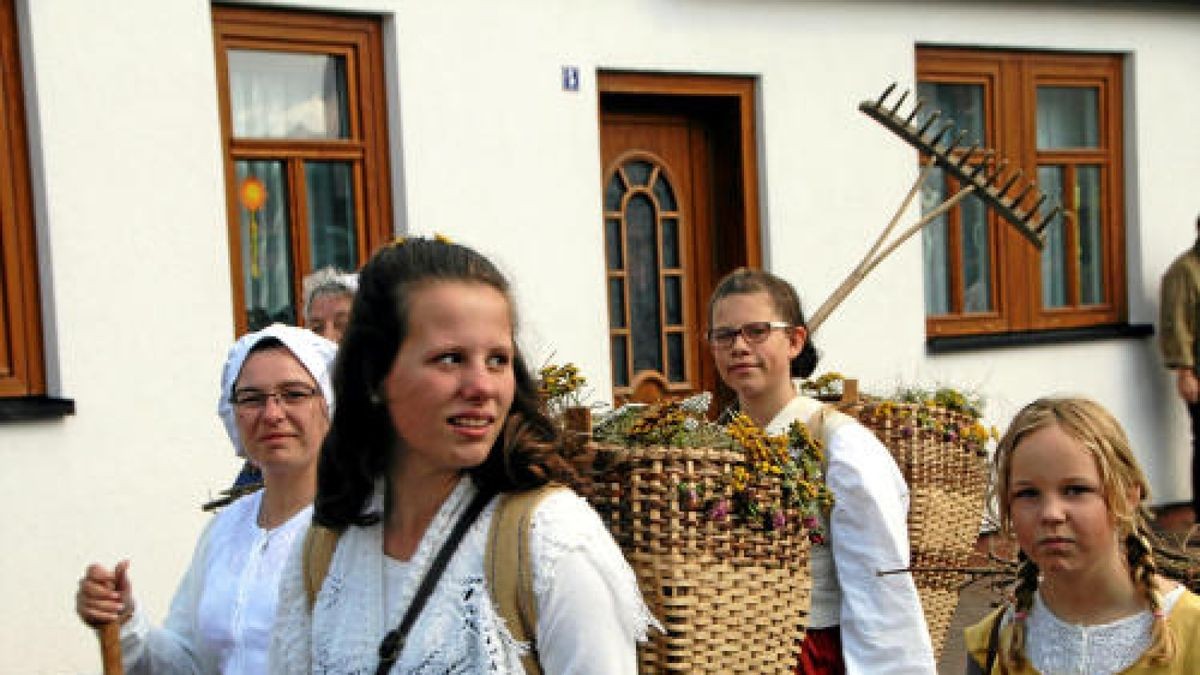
left=599, top=73, right=760, bottom=405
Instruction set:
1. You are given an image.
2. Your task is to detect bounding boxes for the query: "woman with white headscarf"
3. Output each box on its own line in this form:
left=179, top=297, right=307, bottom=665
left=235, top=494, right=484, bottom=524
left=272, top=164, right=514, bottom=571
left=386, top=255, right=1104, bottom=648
left=75, top=324, right=337, bottom=674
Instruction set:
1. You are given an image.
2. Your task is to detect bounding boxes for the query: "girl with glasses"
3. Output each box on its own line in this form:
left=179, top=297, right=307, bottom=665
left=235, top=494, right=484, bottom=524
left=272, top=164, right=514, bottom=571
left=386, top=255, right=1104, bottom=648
left=269, top=236, right=657, bottom=673
left=75, top=324, right=338, bottom=674
left=708, top=268, right=935, bottom=674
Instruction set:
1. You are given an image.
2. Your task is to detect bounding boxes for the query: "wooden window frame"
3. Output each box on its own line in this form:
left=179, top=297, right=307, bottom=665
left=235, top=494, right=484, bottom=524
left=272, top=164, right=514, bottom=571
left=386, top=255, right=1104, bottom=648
left=212, top=5, right=393, bottom=335
left=0, top=0, right=46, bottom=398
left=918, top=47, right=1125, bottom=338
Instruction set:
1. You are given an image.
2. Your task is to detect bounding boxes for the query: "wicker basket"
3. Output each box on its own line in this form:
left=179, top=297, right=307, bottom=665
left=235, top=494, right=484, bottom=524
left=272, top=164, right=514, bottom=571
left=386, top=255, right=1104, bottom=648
left=585, top=444, right=812, bottom=674
left=840, top=399, right=988, bottom=660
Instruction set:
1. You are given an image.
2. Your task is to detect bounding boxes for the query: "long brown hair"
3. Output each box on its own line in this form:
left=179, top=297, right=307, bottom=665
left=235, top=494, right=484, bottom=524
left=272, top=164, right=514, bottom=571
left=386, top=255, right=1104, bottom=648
left=314, top=236, right=574, bottom=529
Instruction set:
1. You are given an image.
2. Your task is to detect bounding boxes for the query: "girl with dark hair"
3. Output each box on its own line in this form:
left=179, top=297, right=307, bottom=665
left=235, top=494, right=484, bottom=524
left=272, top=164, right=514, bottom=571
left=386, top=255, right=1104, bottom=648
left=270, top=236, right=656, bottom=674
left=964, top=397, right=1200, bottom=674
left=708, top=268, right=935, bottom=674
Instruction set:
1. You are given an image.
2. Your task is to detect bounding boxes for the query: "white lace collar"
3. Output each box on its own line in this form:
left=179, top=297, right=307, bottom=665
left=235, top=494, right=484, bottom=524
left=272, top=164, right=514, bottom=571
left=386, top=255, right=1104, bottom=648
left=1025, top=585, right=1185, bottom=675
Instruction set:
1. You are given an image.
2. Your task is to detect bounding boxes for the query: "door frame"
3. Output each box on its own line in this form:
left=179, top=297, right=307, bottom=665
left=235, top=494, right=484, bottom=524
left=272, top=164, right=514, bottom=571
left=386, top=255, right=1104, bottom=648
left=598, top=71, right=763, bottom=403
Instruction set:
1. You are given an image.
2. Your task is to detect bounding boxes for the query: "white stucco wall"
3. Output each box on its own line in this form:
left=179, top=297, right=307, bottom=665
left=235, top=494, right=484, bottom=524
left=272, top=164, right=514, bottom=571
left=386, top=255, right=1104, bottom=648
left=1, top=0, right=1197, bottom=671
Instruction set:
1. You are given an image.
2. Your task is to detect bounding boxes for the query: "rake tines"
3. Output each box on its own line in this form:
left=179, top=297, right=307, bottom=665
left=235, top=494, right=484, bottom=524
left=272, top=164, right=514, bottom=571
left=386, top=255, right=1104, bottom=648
left=860, top=82, right=1059, bottom=249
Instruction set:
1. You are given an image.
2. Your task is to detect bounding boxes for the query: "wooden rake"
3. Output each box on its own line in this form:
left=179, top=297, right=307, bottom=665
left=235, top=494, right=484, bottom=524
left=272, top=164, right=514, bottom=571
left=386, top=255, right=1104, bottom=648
left=807, top=83, right=1059, bottom=332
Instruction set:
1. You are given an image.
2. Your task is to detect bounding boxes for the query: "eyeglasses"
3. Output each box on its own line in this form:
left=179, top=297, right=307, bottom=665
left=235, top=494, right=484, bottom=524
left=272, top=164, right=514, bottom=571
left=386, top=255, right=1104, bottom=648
left=707, top=321, right=792, bottom=349
left=231, top=386, right=319, bottom=413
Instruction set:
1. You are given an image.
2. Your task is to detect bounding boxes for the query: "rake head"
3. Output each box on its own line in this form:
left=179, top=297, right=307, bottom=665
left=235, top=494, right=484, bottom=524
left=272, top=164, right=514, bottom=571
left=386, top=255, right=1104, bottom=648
left=860, top=82, right=1058, bottom=249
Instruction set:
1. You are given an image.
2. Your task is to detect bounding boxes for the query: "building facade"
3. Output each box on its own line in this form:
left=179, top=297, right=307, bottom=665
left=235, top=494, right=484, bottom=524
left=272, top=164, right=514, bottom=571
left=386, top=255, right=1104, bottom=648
left=1, top=0, right=1197, bottom=671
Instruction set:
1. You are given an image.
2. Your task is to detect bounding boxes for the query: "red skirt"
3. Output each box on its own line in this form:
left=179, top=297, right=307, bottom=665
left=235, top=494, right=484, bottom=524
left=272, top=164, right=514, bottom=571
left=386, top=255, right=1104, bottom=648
left=795, top=626, right=845, bottom=675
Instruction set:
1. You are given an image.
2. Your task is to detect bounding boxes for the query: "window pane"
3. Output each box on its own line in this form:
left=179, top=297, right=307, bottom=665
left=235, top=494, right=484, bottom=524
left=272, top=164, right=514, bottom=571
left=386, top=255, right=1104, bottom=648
left=624, top=160, right=653, bottom=188
left=667, top=333, right=685, bottom=382
left=608, top=278, right=626, bottom=329
left=961, top=192, right=992, bottom=313
left=305, top=161, right=356, bottom=272
left=1078, top=166, right=1104, bottom=305
left=228, top=49, right=349, bottom=139
left=605, top=218, right=623, bottom=270
left=236, top=160, right=295, bottom=329
left=611, top=336, right=629, bottom=387
left=665, top=275, right=682, bottom=326
left=626, top=194, right=663, bottom=374
left=604, top=172, right=625, bottom=212
left=1038, top=166, right=1067, bottom=308
left=916, top=82, right=986, bottom=148
left=1037, top=87, right=1099, bottom=149
left=662, top=217, right=679, bottom=269
left=922, top=168, right=951, bottom=316
left=653, top=172, right=677, bottom=212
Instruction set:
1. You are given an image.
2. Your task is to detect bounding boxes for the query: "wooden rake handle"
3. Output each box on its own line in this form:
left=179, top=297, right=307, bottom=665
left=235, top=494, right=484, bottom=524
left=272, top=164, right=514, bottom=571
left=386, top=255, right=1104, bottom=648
left=97, top=622, right=123, bottom=675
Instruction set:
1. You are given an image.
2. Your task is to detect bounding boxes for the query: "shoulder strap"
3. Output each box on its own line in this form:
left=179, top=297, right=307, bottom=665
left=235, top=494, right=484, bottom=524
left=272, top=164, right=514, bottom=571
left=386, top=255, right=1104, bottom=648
left=485, top=484, right=564, bottom=675
left=805, top=404, right=855, bottom=470
left=984, top=605, right=1005, bottom=674
left=302, top=524, right=342, bottom=611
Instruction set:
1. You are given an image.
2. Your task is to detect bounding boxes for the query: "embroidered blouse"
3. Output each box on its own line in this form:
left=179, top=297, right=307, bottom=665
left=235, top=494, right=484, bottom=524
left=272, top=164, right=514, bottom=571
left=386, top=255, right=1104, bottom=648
left=268, top=478, right=659, bottom=674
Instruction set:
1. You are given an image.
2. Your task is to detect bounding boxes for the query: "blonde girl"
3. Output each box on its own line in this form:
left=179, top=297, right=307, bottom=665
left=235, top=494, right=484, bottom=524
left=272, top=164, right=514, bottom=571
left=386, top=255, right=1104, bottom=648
left=965, top=397, right=1200, bottom=674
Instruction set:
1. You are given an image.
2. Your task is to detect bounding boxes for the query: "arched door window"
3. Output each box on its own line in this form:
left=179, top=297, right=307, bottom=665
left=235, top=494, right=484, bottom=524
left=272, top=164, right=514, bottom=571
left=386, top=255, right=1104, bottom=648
left=603, top=154, right=692, bottom=401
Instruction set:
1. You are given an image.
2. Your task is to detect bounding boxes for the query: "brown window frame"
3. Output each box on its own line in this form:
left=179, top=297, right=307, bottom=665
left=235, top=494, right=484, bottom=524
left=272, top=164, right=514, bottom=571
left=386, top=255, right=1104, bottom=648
left=0, top=0, right=46, bottom=398
left=212, top=5, right=393, bottom=335
left=918, top=47, right=1126, bottom=338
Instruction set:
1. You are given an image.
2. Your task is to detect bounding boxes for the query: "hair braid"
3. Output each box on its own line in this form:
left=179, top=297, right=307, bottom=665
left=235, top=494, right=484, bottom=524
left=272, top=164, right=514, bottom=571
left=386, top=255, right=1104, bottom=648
left=1126, top=531, right=1175, bottom=664
left=1004, top=551, right=1039, bottom=669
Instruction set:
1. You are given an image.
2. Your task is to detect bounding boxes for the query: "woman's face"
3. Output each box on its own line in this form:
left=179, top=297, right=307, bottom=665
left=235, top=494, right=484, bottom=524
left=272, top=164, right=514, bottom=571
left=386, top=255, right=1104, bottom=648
left=1007, top=424, right=1123, bottom=580
left=306, top=292, right=353, bottom=343
left=382, top=281, right=515, bottom=482
left=233, top=348, right=329, bottom=478
left=709, top=291, right=805, bottom=405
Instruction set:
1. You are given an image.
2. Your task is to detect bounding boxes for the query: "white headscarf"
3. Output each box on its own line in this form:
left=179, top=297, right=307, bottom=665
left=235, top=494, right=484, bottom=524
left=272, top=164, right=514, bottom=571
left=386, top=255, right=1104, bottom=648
left=217, top=324, right=338, bottom=457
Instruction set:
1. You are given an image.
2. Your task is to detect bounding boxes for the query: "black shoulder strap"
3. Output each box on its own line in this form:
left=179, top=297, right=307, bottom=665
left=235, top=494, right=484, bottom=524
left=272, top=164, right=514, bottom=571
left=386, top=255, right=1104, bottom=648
left=375, top=486, right=495, bottom=675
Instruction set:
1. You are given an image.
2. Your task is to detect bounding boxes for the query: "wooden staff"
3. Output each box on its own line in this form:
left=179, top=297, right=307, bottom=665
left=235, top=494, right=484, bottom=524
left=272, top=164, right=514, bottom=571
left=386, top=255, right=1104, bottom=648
left=97, top=621, right=123, bottom=675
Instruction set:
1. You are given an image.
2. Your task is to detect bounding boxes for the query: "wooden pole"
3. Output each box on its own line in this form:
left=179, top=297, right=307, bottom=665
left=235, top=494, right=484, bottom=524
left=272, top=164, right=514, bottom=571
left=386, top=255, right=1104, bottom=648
left=98, top=622, right=123, bottom=675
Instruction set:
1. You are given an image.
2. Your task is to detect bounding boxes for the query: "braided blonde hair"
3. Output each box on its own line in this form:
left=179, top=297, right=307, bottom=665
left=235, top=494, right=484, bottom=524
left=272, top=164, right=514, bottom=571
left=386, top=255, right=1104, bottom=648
left=992, top=397, right=1174, bottom=668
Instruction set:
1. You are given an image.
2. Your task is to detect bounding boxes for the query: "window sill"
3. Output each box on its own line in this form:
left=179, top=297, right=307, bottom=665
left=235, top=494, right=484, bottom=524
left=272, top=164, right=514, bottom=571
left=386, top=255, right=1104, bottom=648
left=0, top=395, right=76, bottom=422
left=927, top=322, right=1154, bottom=354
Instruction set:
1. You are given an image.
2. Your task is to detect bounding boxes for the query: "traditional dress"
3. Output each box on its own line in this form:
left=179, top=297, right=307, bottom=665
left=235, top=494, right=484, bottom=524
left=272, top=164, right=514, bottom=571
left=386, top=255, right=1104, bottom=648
left=120, top=490, right=311, bottom=674
left=964, top=586, right=1200, bottom=674
left=269, top=477, right=659, bottom=674
left=767, top=394, right=936, bottom=674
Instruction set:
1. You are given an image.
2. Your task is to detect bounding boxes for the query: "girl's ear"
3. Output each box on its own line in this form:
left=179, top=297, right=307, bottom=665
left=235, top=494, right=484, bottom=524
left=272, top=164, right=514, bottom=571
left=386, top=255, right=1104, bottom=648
left=788, top=325, right=807, bottom=360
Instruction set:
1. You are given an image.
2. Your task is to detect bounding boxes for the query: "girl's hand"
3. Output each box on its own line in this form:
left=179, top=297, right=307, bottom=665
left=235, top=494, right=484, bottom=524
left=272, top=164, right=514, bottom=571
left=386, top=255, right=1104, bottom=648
left=76, top=560, right=134, bottom=627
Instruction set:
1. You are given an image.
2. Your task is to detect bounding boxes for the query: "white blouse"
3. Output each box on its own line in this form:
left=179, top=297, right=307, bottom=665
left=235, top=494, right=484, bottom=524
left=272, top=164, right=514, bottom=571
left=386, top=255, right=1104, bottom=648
left=120, top=490, right=312, bottom=674
left=268, top=478, right=659, bottom=674
left=1022, top=585, right=1186, bottom=675
left=766, top=394, right=936, bottom=675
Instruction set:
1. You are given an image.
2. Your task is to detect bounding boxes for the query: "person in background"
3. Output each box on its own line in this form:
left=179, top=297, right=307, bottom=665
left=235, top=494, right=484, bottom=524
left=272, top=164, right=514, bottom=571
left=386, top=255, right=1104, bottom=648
left=217, top=267, right=357, bottom=500
left=75, top=325, right=337, bottom=674
left=269, top=236, right=658, bottom=673
left=707, top=267, right=935, bottom=674
left=964, top=397, right=1200, bottom=674
left=303, top=266, right=357, bottom=344
left=1158, top=213, right=1200, bottom=526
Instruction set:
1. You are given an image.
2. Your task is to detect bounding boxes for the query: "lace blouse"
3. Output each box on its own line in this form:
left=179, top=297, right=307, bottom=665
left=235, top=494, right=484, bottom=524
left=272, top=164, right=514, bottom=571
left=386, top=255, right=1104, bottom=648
left=1022, top=585, right=1186, bottom=675
left=268, top=478, right=659, bottom=674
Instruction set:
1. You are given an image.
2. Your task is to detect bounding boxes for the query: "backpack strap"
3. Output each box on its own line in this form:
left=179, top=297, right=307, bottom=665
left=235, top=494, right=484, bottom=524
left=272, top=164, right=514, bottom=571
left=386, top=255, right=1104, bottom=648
left=485, top=484, right=565, bottom=675
left=302, top=524, right=342, bottom=611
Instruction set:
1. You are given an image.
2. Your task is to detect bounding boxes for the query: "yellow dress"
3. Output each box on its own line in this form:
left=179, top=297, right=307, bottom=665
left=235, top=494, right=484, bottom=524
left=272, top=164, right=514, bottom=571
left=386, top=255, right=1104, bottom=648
left=964, top=590, right=1200, bottom=674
